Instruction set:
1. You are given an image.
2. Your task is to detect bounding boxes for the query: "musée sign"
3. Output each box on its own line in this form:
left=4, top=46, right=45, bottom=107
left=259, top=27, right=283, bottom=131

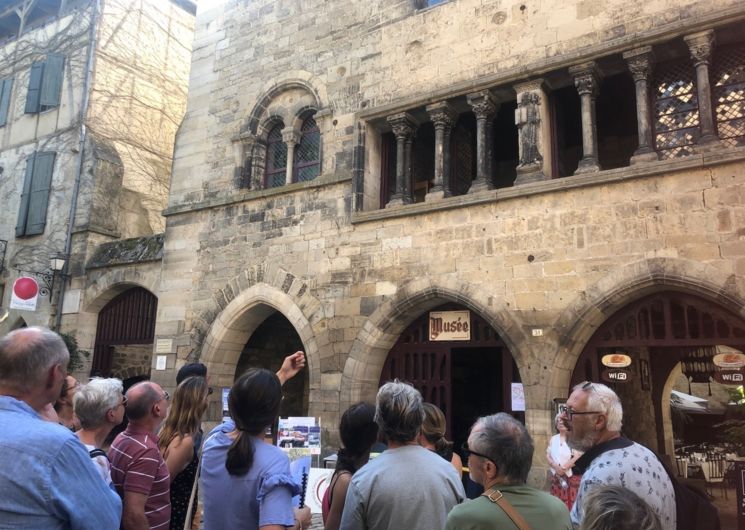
left=429, top=310, right=471, bottom=341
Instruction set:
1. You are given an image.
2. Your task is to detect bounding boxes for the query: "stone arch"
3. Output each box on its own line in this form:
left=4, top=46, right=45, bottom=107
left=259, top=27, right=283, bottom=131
left=83, top=267, right=161, bottom=314
left=245, top=77, right=325, bottom=136
left=340, top=277, right=530, bottom=411
left=198, top=279, right=323, bottom=411
left=550, top=256, right=745, bottom=400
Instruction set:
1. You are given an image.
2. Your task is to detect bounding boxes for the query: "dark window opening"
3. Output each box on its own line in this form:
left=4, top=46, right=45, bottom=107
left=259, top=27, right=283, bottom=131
left=492, top=100, right=519, bottom=189
left=450, top=114, right=476, bottom=196
left=653, top=58, right=699, bottom=159
left=411, top=122, right=435, bottom=203
left=712, top=43, right=745, bottom=148
left=380, top=132, right=397, bottom=208
left=596, top=73, right=637, bottom=169
left=551, top=86, right=582, bottom=177
left=293, top=116, right=320, bottom=183
left=265, top=123, right=287, bottom=188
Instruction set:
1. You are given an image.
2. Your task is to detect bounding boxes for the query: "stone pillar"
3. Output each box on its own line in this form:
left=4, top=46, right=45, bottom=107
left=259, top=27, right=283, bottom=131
left=251, top=139, right=266, bottom=189
left=623, top=46, right=659, bottom=164
left=231, top=132, right=256, bottom=188
left=386, top=112, right=417, bottom=207
left=569, top=62, right=601, bottom=174
left=684, top=30, right=721, bottom=148
left=513, top=79, right=552, bottom=184
left=281, top=127, right=300, bottom=185
left=425, top=101, right=457, bottom=201
left=466, top=91, right=497, bottom=193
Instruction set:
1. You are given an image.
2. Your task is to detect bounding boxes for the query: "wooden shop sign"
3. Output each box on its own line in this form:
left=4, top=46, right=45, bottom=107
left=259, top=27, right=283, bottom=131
left=429, top=310, right=471, bottom=341
left=601, top=368, right=631, bottom=383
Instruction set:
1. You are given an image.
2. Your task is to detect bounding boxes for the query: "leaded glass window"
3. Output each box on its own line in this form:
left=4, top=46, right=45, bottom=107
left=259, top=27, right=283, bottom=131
left=265, top=124, right=287, bottom=188
left=293, top=117, right=320, bottom=182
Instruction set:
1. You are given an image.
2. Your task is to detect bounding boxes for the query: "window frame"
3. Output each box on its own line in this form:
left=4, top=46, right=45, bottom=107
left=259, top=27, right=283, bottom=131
left=264, top=123, right=288, bottom=188
left=292, top=116, right=321, bottom=183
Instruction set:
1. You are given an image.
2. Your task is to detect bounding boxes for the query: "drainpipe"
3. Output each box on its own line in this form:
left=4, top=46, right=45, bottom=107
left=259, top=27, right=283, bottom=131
left=54, top=0, right=99, bottom=331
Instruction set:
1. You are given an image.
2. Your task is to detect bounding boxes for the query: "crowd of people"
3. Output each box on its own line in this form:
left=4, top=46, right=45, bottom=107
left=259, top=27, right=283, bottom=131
left=0, top=326, right=712, bottom=529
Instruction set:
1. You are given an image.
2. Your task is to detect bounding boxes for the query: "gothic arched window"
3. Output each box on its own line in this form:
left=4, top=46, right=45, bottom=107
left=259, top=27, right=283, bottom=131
left=265, top=123, right=287, bottom=188
left=293, top=117, right=320, bottom=182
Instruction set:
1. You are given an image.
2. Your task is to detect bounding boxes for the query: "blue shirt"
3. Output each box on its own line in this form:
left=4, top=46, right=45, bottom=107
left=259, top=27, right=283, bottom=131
left=200, top=423, right=300, bottom=530
left=0, top=396, right=122, bottom=529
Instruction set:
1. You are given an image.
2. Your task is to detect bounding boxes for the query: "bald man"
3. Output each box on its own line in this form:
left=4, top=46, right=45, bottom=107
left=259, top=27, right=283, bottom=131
left=110, top=381, right=171, bottom=530
left=0, top=327, right=121, bottom=529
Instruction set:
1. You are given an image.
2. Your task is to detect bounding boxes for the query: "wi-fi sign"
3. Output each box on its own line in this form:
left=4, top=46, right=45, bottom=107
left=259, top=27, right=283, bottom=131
left=10, top=277, right=39, bottom=311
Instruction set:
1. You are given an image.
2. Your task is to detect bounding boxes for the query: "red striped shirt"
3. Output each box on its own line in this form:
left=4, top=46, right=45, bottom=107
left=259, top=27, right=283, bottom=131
left=110, top=424, right=171, bottom=530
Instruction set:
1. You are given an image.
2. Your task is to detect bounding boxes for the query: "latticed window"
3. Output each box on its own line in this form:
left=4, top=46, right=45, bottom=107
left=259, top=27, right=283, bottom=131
left=293, top=117, right=320, bottom=182
left=713, top=44, right=745, bottom=148
left=265, top=124, right=287, bottom=188
left=653, top=60, right=700, bottom=159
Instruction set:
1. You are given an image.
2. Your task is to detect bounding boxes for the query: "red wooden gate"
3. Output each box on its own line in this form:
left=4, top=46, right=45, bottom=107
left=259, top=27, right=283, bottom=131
left=91, top=287, right=158, bottom=376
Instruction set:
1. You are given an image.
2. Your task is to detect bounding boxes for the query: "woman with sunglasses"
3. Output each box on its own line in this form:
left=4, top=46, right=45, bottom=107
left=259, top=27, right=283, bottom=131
left=158, top=376, right=210, bottom=530
left=201, top=368, right=311, bottom=530
left=547, top=412, right=583, bottom=510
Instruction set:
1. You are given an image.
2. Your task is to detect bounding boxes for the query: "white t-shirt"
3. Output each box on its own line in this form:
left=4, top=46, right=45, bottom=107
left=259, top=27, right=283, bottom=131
left=83, top=443, right=112, bottom=486
left=547, top=434, right=574, bottom=477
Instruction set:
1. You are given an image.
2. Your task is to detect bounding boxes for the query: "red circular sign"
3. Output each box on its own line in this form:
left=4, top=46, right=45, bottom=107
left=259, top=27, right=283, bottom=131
left=13, top=277, right=39, bottom=300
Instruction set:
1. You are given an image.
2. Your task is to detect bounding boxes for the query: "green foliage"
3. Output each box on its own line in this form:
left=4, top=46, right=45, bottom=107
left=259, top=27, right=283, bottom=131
left=60, top=332, right=90, bottom=372
left=716, top=386, right=745, bottom=454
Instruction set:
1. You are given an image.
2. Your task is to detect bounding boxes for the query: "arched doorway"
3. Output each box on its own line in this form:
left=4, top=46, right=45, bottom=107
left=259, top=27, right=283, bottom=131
left=91, top=287, right=158, bottom=378
left=571, top=291, right=745, bottom=454
left=380, top=303, right=522, bottom=449
left=234, top=311, right=309, bottom=418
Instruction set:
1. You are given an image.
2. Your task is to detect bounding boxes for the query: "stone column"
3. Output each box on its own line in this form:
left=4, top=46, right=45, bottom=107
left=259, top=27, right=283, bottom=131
left=466, top=90, right=497, bottom=193
left=569, top=62, right=601, bottom=174
left=623, top=46, right=659, bottom=164
left=251, top=139, right=266, bottom=189
left=425, top=101, right=457, bottom=201
left=513, top=79, right=552, bottom=184
left=281, top=127, right=300, bottom=185
left=684, top=30, right=721, bottom=148
left=386, top=112, right=417, bottom=207
left=231, top=132, right=256, bottom=188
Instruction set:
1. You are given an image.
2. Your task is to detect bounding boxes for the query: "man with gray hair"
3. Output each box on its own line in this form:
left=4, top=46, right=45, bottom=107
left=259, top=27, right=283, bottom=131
left=0, top=326, right=122, bottom=528
left=445, top=413, right=571, bottom=530
left=340, top=380, right=465, bottom=530
left=562, top=382, right=676, bottom=528
left=74, top=377, right=127, bottom=486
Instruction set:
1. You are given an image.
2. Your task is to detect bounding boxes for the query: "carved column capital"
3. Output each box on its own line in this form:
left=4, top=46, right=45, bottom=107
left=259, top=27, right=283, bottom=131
left=684, top=30, right=715, bottom=66
left=467, top=91, right=497, bottom=119
left=387, top=112, right=418, bottom=139
left=426, top=102, right=457, bottom=130
left=623, top=46, right=655, bottom=82
left=569, top=62, right=600, bottom=97
left=281, top=127, right=300, bottom=146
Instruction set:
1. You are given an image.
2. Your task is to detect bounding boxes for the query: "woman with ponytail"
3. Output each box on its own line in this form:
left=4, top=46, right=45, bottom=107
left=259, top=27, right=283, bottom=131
left=200, top=369, right=311, bottom=530
left=418, top=402, right=463, bottom=476
left=321, top=402, right=377, bottom=530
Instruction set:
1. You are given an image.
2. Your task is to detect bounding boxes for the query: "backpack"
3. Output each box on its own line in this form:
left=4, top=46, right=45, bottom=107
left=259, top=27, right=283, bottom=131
left=89, top=448, right=109, bottom=461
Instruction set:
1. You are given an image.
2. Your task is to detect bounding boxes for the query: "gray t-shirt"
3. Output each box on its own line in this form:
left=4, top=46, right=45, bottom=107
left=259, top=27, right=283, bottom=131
left=340, top=444, right=465, bottom=530
left=571, top=440, right=676, bottom=529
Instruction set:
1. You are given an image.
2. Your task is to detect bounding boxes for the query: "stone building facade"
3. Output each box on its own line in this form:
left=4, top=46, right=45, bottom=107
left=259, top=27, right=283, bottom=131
left=0, top=0, right=195, bottom=383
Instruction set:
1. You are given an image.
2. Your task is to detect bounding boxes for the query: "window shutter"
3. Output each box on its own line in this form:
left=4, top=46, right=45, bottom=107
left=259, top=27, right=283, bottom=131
left=25, top=152, right=55, bottom=236
left=25, top=61, right=44, bottom=114
left=16, top=154, right=36, bottom=236
left=40, top=54, right=64, bottom=108
left=0, top=78, right=12, bottom=126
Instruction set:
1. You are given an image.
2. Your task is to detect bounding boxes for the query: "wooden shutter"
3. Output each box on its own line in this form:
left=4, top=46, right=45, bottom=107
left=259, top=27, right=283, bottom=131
left=40, top=54, right=64, bottom=108
left=25, top=62, right=44, bottom=114
left=25, top=152, right=55, bottom=236
left=0, top=78, right=12, bottom=126
left=16, top=154, right=36, bottom=236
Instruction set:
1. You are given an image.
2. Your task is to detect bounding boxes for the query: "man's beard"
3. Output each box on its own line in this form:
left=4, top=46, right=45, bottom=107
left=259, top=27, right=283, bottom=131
left=566, top=427, right=597, bottom=452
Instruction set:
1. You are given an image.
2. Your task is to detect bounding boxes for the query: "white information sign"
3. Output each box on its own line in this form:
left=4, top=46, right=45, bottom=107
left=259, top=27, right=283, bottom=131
left=429, top=310, right=471, bottom=341
left=511, top=382, right=525, bottom=411
left=10, top=277, right=39, bottom=311
left=155, top=355, right=167, bottom=371
left=155, top=339, right=173, bottom=354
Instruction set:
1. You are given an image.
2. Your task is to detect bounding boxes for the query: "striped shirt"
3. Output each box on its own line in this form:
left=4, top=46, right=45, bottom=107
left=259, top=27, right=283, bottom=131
left=111, top=424, right=171, bottom=530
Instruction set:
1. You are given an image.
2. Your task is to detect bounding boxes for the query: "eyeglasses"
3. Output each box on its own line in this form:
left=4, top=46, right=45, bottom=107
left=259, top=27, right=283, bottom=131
left=208, top=387, right=214, bottom=395
left=162, top=391, right=170, bottom=402
left=120, top=395, right=128, bottom=408
left=461, top=441, right=494, bottom=463
left=564, top=406, right=603, bottom=422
